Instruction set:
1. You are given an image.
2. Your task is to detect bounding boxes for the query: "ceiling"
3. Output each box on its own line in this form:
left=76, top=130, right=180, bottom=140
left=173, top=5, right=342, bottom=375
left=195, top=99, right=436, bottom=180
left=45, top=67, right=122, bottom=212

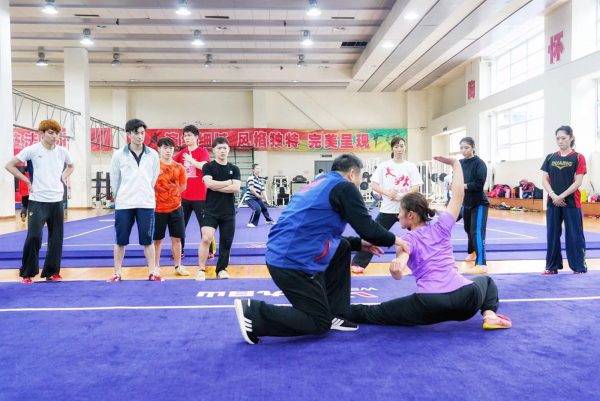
left=8, top=0, right=563, bottom=91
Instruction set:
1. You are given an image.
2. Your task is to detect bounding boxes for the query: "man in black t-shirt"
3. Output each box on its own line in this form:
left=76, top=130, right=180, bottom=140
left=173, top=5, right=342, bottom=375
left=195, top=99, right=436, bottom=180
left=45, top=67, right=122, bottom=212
left=197, top=137, right=241, bottom=280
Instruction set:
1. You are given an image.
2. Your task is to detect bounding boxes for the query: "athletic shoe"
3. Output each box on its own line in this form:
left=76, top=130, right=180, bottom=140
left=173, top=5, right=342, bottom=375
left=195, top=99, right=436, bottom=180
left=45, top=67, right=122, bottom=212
left=107, top=274, right=122, bottom=282
left=175, top=265, right=190, bottom=276
left=234, top=299, right=259, bottom=345
left=207, top=252, right=215, bottom=261
left=21, top=277, right=33, bottom=284
left=465, top=252, right=477, bottom=262
left=20, top=213, right=26, bottom=223
left=542, top=269, right=558, bottom=275
left=351, top=265, right=365, bottom=274
left=46, top=274, right=63, bottom=282
left=181, top=251, right=185, bottom=259
left=196, top=270, right=206, bottom=281
left=266, top=220, right=276, bottom=225
left=483, top=313, right=512, bottom=330
left=217, top=270, right=230, bottom=279
left=148, top=274, right=164, bottom=281
left=331, top=317, right=359, bottom=331
left=247, top=223, right=256, bottom=228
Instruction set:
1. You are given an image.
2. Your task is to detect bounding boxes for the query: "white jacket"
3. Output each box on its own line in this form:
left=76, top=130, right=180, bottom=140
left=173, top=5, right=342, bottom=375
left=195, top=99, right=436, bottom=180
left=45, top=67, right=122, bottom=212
left=111, top=145, right=159, bottom=209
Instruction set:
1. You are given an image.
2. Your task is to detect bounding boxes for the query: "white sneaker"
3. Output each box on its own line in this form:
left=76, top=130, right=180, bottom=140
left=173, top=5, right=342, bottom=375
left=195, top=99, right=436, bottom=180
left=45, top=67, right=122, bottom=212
left=175, top=265, right=190, bottom=276
left=266, top=220, right=276, bottom=225
left=196, top=270, right=206, bottom=281
left=217, top=270, right=230, bottom=279
left=247, top=223, right=256, bottom=228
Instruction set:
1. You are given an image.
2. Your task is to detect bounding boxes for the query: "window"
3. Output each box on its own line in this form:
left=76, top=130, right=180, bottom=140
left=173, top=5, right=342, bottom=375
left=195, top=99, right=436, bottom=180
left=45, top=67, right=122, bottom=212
left=494, top=97, right=544, bottom=161
left=491, top=32, right=544, bottom=94
left=448, top=130, right=466, bottom=158
left=597, top=0, right=600, bottom=49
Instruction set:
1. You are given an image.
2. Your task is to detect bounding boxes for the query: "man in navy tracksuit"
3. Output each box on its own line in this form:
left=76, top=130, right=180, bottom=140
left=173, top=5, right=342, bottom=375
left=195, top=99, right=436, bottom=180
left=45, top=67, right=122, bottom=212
left=234, top=154, right=409, bottom=344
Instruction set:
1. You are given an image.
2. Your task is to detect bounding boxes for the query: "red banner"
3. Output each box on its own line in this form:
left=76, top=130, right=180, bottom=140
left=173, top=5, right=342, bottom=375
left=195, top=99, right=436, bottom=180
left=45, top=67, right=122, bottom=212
left=13, top=127, right=113, bottom=154
left=144, top=128, right=405, bottom=152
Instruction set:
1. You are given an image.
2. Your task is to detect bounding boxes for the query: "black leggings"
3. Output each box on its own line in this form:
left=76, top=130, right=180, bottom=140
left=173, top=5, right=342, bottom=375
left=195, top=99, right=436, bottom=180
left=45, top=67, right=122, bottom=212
left=462, top=205, right=488, bottom=265
left=347, top=276, right=499, bottom=326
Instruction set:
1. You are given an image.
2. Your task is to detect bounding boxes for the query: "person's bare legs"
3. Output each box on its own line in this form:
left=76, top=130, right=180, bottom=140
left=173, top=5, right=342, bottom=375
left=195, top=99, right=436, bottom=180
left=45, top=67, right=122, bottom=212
left=144, top=244, right=155, bottom=276
left=113, top=245, right=126, bottom=276
left=153, top=239, right=163, bottom=275
left=198, top=226, right=216, bottom=280
left=171, top=237, right=182, bottom=267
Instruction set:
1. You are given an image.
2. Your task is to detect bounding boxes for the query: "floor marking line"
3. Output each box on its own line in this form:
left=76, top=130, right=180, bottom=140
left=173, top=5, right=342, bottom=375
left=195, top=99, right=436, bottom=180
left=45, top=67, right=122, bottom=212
left=1, top=296, right=600, bottom=312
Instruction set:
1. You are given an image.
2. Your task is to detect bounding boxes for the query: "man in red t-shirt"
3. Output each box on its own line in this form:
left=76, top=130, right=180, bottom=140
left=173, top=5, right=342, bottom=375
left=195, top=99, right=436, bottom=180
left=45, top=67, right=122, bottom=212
left=173, top=125, right=214, bottom=258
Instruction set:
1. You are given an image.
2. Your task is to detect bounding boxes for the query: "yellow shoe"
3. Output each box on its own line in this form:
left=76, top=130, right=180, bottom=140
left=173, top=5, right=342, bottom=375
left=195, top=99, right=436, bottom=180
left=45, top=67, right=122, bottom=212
left=465, top=252, right=477, bottom=262
left=483, top=313, right=512, bottom=330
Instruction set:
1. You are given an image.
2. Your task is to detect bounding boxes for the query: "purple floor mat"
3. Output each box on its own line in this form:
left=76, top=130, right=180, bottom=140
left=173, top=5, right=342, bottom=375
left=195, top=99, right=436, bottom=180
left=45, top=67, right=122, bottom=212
left=2, top=208, right=599, bottom=268
left=1, top=273, right=599, bottom=401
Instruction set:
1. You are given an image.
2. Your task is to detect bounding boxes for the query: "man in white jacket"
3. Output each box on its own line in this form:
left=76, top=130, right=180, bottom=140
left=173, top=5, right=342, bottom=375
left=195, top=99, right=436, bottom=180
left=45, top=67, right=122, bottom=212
left=108, top=119, right=160, bottom=282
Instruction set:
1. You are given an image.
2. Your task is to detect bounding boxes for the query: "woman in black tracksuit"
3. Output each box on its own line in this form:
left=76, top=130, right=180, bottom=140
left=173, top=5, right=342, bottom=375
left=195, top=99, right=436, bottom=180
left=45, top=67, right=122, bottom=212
left=459, top=137, right=489, bottom=271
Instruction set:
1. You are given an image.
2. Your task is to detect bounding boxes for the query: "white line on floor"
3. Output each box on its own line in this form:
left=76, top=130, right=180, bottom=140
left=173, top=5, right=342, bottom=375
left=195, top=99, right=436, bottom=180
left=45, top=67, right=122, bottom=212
left=43, top=225, right=114, bottom=246
left=1, top=295, right=599, bottom=312
left=455, top=222, right=537, bottom=239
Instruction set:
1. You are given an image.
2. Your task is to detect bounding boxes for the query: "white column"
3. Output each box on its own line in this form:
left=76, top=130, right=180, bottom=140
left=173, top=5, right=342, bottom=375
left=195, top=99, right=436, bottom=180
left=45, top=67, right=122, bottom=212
left=111, top=89, right=128, bottom=148
left=64, top=47, right=92, bottom=208
left=0, top=0, right=15, bottom=217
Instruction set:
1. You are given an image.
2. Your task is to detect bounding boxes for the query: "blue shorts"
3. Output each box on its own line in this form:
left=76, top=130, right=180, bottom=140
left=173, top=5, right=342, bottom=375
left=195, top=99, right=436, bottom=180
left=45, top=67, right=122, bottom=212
left=115, top=208, right=155, bottom=246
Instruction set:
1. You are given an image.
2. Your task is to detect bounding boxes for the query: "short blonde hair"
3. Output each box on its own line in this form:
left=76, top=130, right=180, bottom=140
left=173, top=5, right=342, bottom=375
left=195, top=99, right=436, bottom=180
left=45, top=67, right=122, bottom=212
left=38, top=119, right=61, bottom=133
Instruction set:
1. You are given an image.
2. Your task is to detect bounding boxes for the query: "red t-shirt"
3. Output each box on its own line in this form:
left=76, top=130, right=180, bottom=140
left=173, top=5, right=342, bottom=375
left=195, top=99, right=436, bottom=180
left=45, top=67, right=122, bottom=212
left=174, top=146, right=211, bottom=201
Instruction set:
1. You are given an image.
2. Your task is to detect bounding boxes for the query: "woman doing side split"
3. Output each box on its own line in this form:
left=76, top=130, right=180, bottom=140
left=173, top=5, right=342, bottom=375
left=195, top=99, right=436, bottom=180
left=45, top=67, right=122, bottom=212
left=459, top=137, right=489, bottom=273
left=347, top=156, right=512, bottom=330
left=541, top=126, right=587, bottom=275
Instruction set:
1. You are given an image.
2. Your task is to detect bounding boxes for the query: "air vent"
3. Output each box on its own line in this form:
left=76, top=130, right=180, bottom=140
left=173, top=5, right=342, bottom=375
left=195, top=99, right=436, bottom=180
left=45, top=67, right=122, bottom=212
left=341, top=41, right=368, bottom=48
left=331, top=16, right=355, bottom=20
left=74, top=13, right=100, bottom=17
left=205, top=15, right=230, bottom=19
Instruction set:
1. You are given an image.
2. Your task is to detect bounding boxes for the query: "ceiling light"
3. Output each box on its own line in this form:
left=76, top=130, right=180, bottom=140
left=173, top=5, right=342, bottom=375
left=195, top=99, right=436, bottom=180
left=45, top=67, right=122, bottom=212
left=176, top=0, right=191, bottom=16
left=404, top=12, right=419, bottom=20
left=129, top=79, right=139, bottom=83
left=306, top=0, right=322, bottom=17
left=211, top=79, right=218, bottom=83
left=35, top=50, right=49, bottom=66
left=80, top=28, right=94, bottom=45
left=381, top=40, right=395, bottom=49
left=332, top=27, right=346, bottom=32
left=112, top=53, right=121, bottom=67
left=292, top=80, right=299, bottom=83
left=215, top=26, right=228, bottom=31
left=204, top=54, right=213, bottom=67
left=302, top=30, right=313, bottom=46
left=41, top=0, right=58, bottom=15
left=191, top=30, right=204, bottom=46
left=297, top=54, right=306, bottom=67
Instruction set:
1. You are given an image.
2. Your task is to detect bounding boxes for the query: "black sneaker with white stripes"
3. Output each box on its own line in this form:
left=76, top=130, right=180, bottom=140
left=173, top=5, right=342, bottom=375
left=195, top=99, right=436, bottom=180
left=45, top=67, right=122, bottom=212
left=330, top=317, right=359, bottom=331
left=234, top=299, right=260, bottom=345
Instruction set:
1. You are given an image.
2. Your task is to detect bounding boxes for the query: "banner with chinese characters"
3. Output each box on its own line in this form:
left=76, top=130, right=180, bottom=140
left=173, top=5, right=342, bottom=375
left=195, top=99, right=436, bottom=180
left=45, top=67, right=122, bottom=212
left=144, top=128, right=407, bottom=152
left=13, top=127, right=113, bottom=154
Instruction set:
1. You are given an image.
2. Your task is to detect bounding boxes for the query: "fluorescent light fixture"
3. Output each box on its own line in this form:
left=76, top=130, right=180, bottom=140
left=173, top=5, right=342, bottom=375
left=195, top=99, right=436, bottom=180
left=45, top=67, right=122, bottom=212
left=176, top=0, right=191, bottom=16
left=306, top=0, right=321, bottom=17
left=192, top=30, right=204, bottom=46
left=381, top=40, right=395, bottom=49
left=35, top=51, right=48, bottom=66
left=42, top=0, right=58, bottom=15
left=302, top=30, right=313, bottom=46
left=404, top=12, right=419, bottom=20
left=80, top=28, right=94, bottom=45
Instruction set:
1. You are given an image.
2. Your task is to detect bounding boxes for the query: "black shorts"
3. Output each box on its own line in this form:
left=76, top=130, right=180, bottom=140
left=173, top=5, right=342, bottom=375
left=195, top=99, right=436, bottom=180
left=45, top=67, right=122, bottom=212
left=154, top=207, right=185, bottom=240
left=202, top=213, right=235, bottom=229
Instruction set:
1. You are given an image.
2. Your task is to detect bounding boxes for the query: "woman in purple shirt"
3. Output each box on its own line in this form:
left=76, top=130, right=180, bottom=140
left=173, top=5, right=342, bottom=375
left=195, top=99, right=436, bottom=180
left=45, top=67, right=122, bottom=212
left=347, top=156, right=512, bottom=329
